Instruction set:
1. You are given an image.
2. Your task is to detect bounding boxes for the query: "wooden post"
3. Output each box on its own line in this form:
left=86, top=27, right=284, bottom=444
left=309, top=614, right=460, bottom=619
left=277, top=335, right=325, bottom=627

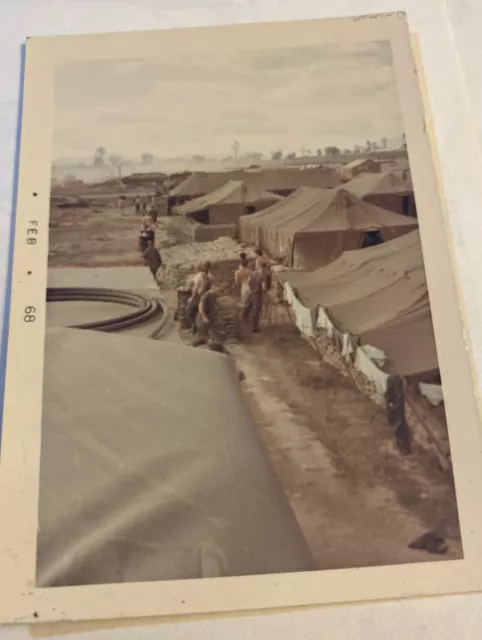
left=405, top=388, right=451, bottom=473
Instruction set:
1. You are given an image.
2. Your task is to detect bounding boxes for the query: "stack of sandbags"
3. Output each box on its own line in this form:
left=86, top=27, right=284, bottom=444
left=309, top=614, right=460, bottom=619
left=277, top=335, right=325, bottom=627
left=214, top=296, right=241, bottom=344
left=160, top=237, right=255, bottom=290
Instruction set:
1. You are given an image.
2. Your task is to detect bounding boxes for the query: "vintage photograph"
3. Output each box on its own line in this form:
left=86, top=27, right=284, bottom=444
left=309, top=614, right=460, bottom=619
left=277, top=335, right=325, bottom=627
left=37, top=30, right=463, bottom=590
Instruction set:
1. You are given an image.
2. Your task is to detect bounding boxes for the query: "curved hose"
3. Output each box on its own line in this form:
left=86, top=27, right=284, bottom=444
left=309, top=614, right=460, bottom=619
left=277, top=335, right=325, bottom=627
left=46, top=287, right=169, bottom=337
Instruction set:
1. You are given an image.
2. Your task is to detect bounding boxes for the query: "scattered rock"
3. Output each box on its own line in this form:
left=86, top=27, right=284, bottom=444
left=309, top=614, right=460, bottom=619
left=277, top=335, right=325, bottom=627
left=408, top=531, right=448, bottom=555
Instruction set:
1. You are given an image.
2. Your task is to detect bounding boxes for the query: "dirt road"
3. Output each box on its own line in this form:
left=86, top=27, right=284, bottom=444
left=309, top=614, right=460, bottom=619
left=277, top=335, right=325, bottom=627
left=49, top=204, right=144, bottom=268
left=230, top=323, right=461, bottom=569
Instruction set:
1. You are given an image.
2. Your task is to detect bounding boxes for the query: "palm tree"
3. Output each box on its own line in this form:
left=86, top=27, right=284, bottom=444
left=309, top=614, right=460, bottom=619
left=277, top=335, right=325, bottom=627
left=94, top=146, right=107, bottom=166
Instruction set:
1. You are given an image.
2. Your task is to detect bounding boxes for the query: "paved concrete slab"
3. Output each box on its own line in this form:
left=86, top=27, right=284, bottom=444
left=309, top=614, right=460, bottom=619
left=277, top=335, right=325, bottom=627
left=48, top=266, right=154, bottom=291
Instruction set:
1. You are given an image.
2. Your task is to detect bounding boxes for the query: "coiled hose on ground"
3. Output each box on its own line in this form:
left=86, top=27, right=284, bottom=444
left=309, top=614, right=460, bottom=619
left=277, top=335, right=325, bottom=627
left=46, top=287, right=170, bottom=339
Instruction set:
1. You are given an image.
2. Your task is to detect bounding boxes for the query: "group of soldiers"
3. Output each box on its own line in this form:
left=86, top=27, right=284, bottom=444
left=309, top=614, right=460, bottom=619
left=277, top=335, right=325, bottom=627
left=130, top=184, right=273, bottom=345
left=117, top=192, right=159, bottom=214
left=134, top=194, right=158, bottom=217
left=137, top=195, right=161, bottom=253
left=183, top=249, right=273, bottom=347
left=238, top=249, right=273, bottom=333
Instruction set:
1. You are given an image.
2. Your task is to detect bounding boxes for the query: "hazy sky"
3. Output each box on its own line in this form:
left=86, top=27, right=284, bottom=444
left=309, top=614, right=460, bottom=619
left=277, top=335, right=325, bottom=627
left=53, top=41, right=404, bottom=161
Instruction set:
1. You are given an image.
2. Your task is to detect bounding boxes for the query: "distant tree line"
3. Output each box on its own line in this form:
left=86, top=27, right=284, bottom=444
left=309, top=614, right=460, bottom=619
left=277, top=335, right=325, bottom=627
left=251, top=136, right=406, bottom=162
left=89, top=133, right=407, bottom=171
left=92, top=148, right=159, bottom=170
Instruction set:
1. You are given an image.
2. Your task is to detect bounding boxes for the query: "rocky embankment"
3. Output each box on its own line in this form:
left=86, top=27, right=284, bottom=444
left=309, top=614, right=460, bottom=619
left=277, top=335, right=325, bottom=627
left=159, top=234, right=255, bottom=290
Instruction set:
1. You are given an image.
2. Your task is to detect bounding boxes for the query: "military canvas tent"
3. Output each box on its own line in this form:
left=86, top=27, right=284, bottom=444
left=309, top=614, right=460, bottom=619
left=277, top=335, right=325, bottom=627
left=169, top=167, right=341, bottom=201
left=279, top=230, right=438, bottom=380
left=239, top=187, right=418, bottom=269
left=176, top=180, right=283, bottom=225
left=245, top=166, right=341, bottom=193
left=342, top=158, right=380, bottom=180
left=37, top=328, right=315, bottom=587
left=344, top=171, right=415, bottom=216
left=168, top=170, right=246, bottom=201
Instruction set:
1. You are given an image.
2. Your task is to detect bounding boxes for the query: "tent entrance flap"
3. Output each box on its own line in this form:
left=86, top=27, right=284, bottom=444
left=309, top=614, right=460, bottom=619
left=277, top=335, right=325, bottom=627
left=361, top=230, right=383, bottom=248
left=293, top=230, right=361, bottom=270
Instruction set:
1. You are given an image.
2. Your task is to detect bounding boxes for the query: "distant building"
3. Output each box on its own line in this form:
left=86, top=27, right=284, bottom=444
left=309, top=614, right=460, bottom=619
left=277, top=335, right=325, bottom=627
left=342, top=158, right=380, bottom=181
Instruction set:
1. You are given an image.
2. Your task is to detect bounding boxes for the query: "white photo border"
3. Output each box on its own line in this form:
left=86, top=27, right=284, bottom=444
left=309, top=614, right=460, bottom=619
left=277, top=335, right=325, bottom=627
left=1, top=12, right=482, bottom=626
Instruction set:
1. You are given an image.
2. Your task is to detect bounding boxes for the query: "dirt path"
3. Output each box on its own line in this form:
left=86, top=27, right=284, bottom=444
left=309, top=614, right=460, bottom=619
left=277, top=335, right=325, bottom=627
left=229, top=323, right=462, bottom=570
left=49, top=204, right=149, bottom=268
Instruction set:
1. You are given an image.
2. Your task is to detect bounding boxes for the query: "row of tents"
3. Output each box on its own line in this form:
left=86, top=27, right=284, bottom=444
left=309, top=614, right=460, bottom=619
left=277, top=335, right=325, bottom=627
left=168, top=167, right=434, bottom=386
left=168, top=166, right=343, bottom=202
left=278, top=229, right=439, bottom=386
left=173, top=168, right=414, bottom=215
left=168, top=165, right=413, bottom=211
left=172, top=173, right=417, bottom=270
